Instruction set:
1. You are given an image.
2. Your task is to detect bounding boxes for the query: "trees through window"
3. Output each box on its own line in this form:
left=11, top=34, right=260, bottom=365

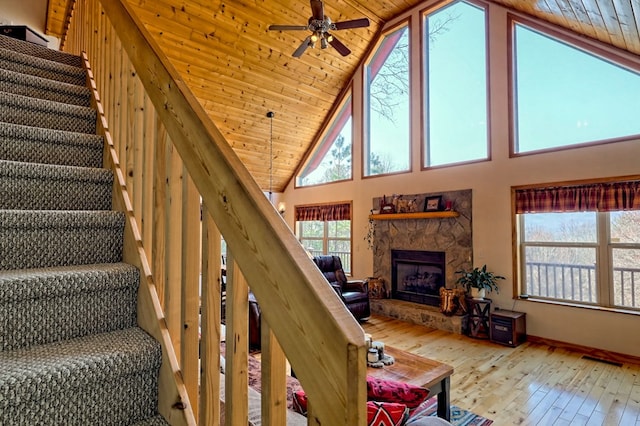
left=297, top=95, right=353, bottom=187
left=364, top=24, right=410, bottom=176
left=516, top=183, right=640, bottom=310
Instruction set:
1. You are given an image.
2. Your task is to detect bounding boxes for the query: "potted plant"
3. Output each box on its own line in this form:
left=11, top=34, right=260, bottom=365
left=455, top=265, right=505, bottom=299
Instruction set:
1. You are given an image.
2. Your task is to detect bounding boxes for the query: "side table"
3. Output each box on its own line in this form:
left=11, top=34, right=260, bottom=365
left=465, top=297, right=491, bottom=339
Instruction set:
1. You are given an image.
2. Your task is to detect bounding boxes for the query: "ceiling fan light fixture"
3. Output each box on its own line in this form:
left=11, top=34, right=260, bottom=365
left=268, top=0, right=370, bottom=57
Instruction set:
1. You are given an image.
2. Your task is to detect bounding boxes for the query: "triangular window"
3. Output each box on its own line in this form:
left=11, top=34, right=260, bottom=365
left=513, top=22, right=640, bottom=153
left=297, top=95, right=353, bottom=186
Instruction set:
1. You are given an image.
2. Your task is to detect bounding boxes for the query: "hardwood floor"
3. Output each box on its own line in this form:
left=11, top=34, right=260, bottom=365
left=362, top=315, right=640, bottom=425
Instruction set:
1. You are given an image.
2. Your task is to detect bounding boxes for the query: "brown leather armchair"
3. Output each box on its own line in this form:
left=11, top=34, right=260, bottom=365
left=312, top=255, right=371, bottom=321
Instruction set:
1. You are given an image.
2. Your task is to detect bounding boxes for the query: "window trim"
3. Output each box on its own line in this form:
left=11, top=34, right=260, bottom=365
left=420, top=0, right=492, bottom=170
left=508, top=14, right=640, bottom=158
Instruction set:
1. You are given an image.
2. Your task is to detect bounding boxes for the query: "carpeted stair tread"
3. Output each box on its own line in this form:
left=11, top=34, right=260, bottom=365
left=0, top=67, right=91, bottom=106
left=0, top=47, right=86, bottom=86
left=0, top=263, right=139, bottom=351
left=0, top=33, right=83, bottom=68
left=0, top=91, right=96, bottom=134
left=131, top=414, right=171, bottom=425
left=0, top=210, right=124, bottom=270
left=0, top=121, right=103, bottom=167
left=0, top=327, right=162, bottom=425
left=0, top=160, right=113, bottom=210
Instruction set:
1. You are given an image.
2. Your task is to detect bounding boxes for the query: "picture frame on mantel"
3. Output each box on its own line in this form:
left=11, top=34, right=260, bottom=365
left=424, top=195, right=443, bottom=212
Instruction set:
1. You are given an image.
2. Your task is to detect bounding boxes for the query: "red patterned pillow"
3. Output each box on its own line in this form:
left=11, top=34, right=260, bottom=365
left=366, top=376, right=430, bottom=408
left=367, top=401, right=409, bottom=426
left=292, top=390, right=308, bottom=415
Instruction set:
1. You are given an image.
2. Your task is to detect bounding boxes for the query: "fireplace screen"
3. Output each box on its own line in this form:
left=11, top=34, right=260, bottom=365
left=392, top=250, right=445, bottom=306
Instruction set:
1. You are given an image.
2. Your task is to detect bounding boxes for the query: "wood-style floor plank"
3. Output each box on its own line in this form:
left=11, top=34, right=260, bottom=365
left=362, top=315, right=640, bottom=425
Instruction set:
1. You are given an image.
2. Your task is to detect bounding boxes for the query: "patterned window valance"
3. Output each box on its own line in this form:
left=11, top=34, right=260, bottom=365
left=515, top=180, right=640, bottom=213
left=295, top=202, right=351, bottom=221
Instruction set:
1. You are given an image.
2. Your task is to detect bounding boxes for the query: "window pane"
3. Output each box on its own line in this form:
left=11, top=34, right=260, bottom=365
left=329, top=240, right=351, bottom=273
left=523, top=212, right=596, bottom=243
left=514, top=24, right=640, bottom=153
left=302, top=239, right=323, bottom=257
left=424, top=1, right=488, bottom=166
left=610, top=211, right=640, bottom=243
left=297, top=98, right=352, bottom=186
left=300, top=221, right=323, bottom=237
left=365, top=25, right=410, bottom=176
left=524, top=246, right=597, bottom=303
left=612, top=248, right=640, bottom=308
left=327, top=220, right=350, bottom=238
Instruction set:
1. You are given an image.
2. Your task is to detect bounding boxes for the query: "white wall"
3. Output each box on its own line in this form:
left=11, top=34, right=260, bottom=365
left=281, top=2, right=640, bottom=357
left=0, top=0, right=59, bottom=48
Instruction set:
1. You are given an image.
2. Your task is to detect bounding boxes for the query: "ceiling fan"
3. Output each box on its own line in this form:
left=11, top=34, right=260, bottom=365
left=269, top=0, right=370, bottom=57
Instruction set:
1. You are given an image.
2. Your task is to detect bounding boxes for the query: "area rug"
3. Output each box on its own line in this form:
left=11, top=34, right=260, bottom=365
left=221, top=343, right=492, bottom=425
left=408, top=398, right=493, bottom=426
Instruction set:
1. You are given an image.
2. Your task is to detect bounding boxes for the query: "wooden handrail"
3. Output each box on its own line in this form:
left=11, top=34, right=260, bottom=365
left=64, top=0, right=367, bottom=424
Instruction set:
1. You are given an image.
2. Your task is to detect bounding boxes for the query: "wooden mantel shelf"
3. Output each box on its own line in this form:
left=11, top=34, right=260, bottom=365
left=369, top=211, right=460, bottom=220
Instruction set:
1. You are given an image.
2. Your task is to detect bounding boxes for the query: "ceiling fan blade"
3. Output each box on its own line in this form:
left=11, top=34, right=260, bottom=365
left=328, top=34, right=351, bottom=56
left=269, top=25, right=309, bottom=31
left=333, top=18, right=370, bottom=30
left=310, top=0, right=325, bottom=20
left=293, top=36, right=312, bottom=57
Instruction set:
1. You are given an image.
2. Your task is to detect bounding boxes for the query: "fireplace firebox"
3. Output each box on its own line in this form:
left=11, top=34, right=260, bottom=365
left=391, top=250, right=445, bottom=306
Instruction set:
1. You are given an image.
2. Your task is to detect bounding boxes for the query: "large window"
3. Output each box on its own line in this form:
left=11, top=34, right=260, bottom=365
left=516, top=182, right=640, bottom=309
left=364, top=24, right=410, bottom=176
left=513, top=22, right=640, bottom=154
left=295, top=203, right=352, bottom=273
left=423, top=0, right=488, bottom=167
left=297, top=95, right=353, bottom=186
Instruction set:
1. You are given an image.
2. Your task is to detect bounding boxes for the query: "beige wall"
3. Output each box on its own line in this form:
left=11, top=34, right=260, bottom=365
left=282, top=2, right=640, bottom=357
left=0, top=0, right=59, bottom=48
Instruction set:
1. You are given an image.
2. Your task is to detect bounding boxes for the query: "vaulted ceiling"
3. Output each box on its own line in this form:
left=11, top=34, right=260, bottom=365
left=46, top=0, right=640, bottom=192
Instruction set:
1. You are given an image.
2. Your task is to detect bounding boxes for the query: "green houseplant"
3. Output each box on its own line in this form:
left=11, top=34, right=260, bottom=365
left=455, top=265, right=505, bottom=299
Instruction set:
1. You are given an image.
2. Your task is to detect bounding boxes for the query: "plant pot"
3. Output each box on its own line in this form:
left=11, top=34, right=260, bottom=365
left=471, top=288, right=486, bottom=299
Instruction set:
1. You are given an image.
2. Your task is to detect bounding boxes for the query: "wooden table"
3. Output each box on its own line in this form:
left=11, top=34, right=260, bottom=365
left=367, top=346, right=454, bottom=421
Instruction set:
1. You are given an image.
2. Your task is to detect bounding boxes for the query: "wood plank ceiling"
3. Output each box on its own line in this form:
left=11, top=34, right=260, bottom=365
left=46, top=0, right=640, bottom=192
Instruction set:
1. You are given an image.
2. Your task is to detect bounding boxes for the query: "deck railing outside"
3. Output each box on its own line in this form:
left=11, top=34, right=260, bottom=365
left=63, top=0, right=368, bottom=424
left=525, top=262, right=640, bottom=308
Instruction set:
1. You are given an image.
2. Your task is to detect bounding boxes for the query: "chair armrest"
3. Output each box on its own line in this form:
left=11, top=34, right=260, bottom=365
left=330, top=282, right=343, bottom=295
left=344, top=280, right=368, bottom=293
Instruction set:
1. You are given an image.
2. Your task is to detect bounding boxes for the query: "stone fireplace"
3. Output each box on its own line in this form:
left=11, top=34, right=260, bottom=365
left=369, top=189, right=473, bottom=333
left=392, top=249, right=445, bottom=306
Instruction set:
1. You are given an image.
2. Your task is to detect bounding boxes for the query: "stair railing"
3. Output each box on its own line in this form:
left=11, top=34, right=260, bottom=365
left=63, top=0, right=367, bottom=425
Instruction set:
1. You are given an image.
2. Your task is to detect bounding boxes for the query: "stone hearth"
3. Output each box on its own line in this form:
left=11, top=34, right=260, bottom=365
left=370, top=299, right=467, bottom=334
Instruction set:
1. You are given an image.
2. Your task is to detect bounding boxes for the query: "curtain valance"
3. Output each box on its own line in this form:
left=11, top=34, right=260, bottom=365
left=515, top=180, right=640, bottom=213
left=295, top=202, right=351, bottom=221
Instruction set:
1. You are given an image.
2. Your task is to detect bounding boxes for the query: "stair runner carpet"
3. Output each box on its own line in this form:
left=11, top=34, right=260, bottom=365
left=0, top=33, right=168, bottom=425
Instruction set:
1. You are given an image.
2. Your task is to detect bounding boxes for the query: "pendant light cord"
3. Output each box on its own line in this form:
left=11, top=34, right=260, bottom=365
left=267, top=111, right=274, bottom=202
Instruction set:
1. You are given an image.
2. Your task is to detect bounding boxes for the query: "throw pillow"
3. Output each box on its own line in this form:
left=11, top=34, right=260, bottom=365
left=366, top=376, right=430, bottom=409
left=367, top=401, right=410, bottom=426
left=293, top=390, right=409, bottom=426
left=292, top=390, right=308, bottom=415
